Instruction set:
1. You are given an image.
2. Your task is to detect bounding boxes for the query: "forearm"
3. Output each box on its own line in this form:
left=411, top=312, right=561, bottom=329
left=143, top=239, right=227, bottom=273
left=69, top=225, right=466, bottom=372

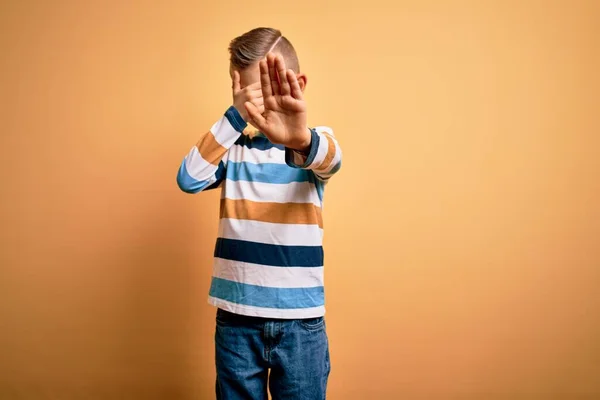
left=177, top=106, right=247, bottom=193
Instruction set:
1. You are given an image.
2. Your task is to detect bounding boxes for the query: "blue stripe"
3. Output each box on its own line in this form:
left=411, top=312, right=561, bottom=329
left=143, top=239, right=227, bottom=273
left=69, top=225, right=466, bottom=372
left=176, top=161, right=224, bottom=193
left=225, top=161, right=313, bottom=184
left=317, top=160, right=342, bottom=180
left=234, top=134, right=285, bottom=151
left=209, top=277, right=324, bottom=309
left=215, top=238, right=324, bottom=267
left=328, top=160, right=342, bottom=175
left=224, top=106, right=247, bottom=133
left=315, top=179, right=324, bottom=202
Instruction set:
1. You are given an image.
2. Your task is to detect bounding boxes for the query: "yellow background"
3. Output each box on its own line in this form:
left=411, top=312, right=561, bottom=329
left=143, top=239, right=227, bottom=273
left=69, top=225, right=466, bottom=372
left=1, top=0, right=599, bottom=398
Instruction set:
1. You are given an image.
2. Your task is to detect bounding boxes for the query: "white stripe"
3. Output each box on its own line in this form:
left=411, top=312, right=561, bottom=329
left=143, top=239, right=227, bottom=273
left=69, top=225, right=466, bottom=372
left=184, top=147, right=218, bottom=182
left=210, top=116, right=242, bottom=148
left=308, top=131, right=331, bottom=169
left=213, top=258, right=324, bottom=289
left=218, top=218, right=324, bottom=246
left=228, top=143, right=287, bottom=165
left=315, top=126, right=334, bottom=136
left=222, top=180, right=321, bottom=207
left=208, top=296, right=326, bottom=319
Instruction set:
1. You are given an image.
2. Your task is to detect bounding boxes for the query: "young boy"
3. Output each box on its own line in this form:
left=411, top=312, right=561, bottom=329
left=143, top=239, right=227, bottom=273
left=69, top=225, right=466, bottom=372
left=177, top=27, right=342, bottom=399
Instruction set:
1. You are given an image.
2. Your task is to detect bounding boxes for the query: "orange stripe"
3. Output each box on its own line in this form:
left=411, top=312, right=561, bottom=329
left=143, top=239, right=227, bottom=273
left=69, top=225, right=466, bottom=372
left=317, top=133, right=336, bottom=171
left=220, top=198, right=323, bottom=228
left=196, top=131, right=227, bottom=166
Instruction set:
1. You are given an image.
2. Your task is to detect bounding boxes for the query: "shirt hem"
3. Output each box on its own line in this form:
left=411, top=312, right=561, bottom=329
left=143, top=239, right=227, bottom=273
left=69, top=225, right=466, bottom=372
left=208, top=296, right=326, bottom=319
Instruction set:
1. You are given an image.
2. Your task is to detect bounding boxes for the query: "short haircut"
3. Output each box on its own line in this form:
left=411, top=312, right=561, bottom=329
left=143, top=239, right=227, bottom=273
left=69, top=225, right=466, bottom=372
left=228, top=27, right=300, bottom=73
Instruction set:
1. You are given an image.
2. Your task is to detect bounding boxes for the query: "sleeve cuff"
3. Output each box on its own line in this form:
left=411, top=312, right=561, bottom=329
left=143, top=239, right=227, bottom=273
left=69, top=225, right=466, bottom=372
left=285, top=128, right=320, bottom=169
left=224, top=106, right=248, bottom=133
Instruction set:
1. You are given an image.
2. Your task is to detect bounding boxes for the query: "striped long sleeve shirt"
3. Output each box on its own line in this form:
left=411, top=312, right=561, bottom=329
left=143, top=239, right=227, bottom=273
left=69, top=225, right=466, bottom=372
left=177, top=106, right=342, bottom=318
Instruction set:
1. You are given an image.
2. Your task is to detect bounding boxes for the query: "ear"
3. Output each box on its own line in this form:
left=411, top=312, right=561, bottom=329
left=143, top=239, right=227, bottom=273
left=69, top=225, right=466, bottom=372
left=296, top=73, right=308, bottom=92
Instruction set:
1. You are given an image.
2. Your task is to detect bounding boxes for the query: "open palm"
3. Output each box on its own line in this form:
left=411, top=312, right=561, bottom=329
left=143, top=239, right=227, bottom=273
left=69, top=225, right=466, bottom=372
left=245, top=53, right=309, bottom=150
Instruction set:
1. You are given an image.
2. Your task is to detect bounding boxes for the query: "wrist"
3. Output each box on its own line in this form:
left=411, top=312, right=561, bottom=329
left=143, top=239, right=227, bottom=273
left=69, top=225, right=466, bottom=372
left=233, top=104, right=247, bottom=121
left=287, top=127, right=312, bottom=153
left=225, top=105, right=248, bottom=133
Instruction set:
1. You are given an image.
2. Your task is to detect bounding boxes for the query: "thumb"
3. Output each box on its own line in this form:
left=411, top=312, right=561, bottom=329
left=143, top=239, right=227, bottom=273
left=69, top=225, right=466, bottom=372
left=245, top=101, right=267, bottom=131
left=232, top=70, right=241, bottom=94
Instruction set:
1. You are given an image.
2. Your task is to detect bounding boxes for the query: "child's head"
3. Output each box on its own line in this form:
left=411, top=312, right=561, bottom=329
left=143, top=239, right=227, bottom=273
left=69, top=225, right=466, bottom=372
left=228, top=27, right=306, bottom=91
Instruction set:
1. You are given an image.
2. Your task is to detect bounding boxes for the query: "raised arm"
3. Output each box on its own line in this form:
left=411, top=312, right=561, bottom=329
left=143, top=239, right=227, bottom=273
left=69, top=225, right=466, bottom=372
left=176, top=107, right=245, bottom=193
left=244, top=53, right=342, bottom=182
left=177, top=72, right=264, bottom=193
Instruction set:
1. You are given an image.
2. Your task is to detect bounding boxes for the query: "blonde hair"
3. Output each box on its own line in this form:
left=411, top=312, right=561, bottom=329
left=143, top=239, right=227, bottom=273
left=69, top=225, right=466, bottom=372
left=228, top=27, right=300, bottom=72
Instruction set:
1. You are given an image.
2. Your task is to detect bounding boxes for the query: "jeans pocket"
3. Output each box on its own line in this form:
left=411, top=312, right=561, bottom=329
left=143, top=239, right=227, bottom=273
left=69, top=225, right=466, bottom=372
left=299, top=316, right=325, bottom=332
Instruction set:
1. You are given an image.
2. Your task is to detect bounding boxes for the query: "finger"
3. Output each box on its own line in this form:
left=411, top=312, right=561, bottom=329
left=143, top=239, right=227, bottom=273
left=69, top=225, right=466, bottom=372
left=287, top=69, right=303, bottom=100
left=249, top=96, right=265, bottom=117
left=251, top=93, right=264, bottom=104
left=232, top=70, right=241, bottom=93
left=267, top=53, right=280, bottom=95
left=245, top=101, right=268, bottom=131
left=276, top=55, right=290, bottom=96
left=251, top=97, right=264, bottom=109
left=245, top=87, right=263, bottom=98
left=259, top=59, right=274, bottom=98
left=243, top=81, right=262, bottom=90
left=250, top=96, right=264, bottom=112
left=256, top=103, right=265, bottom=115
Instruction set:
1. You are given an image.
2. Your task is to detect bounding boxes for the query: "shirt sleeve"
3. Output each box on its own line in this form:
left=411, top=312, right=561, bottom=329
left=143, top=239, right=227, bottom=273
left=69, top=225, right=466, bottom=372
left=284, top=126, right=342, bottom=182
left=176, top=106, right=246, bottom=194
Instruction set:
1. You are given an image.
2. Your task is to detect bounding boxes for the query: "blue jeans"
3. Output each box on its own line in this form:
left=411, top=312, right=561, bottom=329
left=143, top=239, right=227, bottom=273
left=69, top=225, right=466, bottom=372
left=215, top=308, right=331, bottom=400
